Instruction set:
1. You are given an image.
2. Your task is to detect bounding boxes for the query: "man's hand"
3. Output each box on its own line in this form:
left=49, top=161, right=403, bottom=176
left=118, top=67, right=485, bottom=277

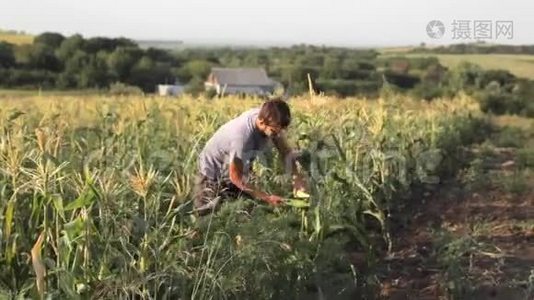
left=292, top=175, right=307, bottom=193
left=272, top=135, right=309, bottom=194
left=263, top=194, right=284, bottom=206
left=230, top=158, right=284, bottom=206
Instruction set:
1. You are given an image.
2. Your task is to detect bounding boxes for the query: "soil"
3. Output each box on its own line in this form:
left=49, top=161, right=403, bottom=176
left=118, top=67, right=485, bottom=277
left=362, top=142, right=534, bottom=299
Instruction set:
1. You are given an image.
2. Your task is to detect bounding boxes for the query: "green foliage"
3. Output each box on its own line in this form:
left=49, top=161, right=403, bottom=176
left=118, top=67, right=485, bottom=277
left=107, top=46, right=143, bottom=81
left=83, top=37, right=137, bottom=54
left=411, top=81, right=445, bottom=100
left=1, top=33, right=171, bottom=92
left=433, top=231, right=478, bottom=297
left=184, top=76, right=206, bottom=95
left=27, top=43, right=62, bottom=71
left=383, top=70, right=420, bottom=89
left=179, top=60, right=213, bottom=82
left=493, top=170, right=530, bottom=195
left=518, top=148, right=534, bottom=168
left=0, top=68, right=56, bottom=88
left=129, top=56, right=173, bottom=92
left=55, top=34, right=85, bottom=61
left=476, top=85, right=534, bottom=117
left=478, top=69, right=516, bottom=88
left=0, top=41, right=16, bottom=68
left=444, top=62, right=483, bottom=93
left=493, top=126, right=526, bottom=148
left=108, top=82, right=144, bottom=96
left=316, top=79, right=381, bottom=97
left=204, top=88, right=218, bottom=99
left=33, top=32, right=65, bottom=49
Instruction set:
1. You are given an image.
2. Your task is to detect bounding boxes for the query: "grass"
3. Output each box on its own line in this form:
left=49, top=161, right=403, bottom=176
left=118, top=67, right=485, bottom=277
left=0, top=93, right=488, bottom=298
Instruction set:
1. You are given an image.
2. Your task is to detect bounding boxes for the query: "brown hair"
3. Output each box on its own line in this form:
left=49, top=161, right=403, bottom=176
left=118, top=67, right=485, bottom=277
left=258, top=98, right=291, bottom=128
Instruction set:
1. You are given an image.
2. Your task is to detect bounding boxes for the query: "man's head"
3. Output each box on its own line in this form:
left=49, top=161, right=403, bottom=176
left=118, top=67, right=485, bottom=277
left=256, top=98, right=291, bottom=137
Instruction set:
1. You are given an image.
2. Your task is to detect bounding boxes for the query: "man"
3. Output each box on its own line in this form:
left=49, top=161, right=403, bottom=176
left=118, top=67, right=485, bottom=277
left=193, top=98, right=307, bottom=216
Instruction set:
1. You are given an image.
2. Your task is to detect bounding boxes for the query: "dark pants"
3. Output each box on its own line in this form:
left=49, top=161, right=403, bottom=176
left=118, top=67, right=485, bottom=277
left=193, top=174, right=251, bottom=216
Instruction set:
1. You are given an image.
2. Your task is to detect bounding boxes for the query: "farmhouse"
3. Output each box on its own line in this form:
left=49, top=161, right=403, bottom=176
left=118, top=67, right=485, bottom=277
left=204, top=68, right=279, bottom=96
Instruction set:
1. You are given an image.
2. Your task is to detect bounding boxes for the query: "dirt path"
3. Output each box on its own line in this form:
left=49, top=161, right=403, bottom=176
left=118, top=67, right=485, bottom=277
left=375, top=123, right=534, bottom=300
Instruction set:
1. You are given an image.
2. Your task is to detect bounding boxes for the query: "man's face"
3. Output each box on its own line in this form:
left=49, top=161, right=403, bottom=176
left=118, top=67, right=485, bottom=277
left=259, top=119, right=286, bottom=137
left=265, top=124, right=285, bottom=137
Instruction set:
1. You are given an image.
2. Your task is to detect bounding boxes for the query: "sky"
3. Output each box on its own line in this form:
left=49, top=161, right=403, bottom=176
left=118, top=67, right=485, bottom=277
left=1, top=0, right=534, bottom=47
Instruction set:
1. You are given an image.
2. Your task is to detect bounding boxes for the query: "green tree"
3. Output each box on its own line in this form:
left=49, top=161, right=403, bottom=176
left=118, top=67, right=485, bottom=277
left=107, top=47, right=143, bottom=81
left=28, top=43, right=62, bottom=71
left=0, top=42, right=16, bottom=68
left=84, top=37, right=137, bottom=54
left=179, top=60, right=212, bottom=82
left=56, top=34, right=85, bottom=61
left=34, top=32, right=65, bottom=49
left=78, top=55, right=110, bottom=88
left=184, top=76, right=205, bottom=95
left=322, top=56, right=342, bottom=78
left=62, top=50, right=90, bottom=87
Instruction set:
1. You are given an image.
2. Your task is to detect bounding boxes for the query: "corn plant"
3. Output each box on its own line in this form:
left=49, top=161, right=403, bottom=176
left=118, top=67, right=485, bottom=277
left=0, top=94, right=485, bottom=299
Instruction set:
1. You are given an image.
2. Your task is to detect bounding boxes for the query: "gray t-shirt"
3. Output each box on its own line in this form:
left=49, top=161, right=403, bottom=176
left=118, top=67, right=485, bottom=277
left=198, top=108, right=270, bottom=182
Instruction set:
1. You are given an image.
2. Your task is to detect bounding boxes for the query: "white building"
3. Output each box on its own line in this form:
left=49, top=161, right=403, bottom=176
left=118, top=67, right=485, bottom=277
left=157, top=84, right=185, bottom=96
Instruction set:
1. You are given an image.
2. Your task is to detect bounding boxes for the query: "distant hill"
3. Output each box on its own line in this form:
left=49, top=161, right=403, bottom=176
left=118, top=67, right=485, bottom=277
left=0, top=29, right=34, bottom=45
left=136, top=40, right=184, bottom=49
left=412, top=42, right=534, bottom=55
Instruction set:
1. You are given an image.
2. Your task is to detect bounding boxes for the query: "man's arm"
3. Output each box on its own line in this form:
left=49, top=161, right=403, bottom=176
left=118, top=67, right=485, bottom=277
left=229, top=157, right=282, bottom=205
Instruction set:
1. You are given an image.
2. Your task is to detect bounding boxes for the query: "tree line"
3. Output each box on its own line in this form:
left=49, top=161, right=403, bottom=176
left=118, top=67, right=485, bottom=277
left=0, top=32, right=177, bottom=91
left=412, top=43, right=534, bottom=55
left=0, top=32, right=533, bottom=117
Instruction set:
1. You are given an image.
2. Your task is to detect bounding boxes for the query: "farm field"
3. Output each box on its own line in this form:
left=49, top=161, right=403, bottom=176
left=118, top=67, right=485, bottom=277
left=0, top=31, right=34, bottom=45
left=0, top=89, right=104, bottom=98
left=0, top=94, right=532, bottom=299
left=381, top=52, right=534, bottom=80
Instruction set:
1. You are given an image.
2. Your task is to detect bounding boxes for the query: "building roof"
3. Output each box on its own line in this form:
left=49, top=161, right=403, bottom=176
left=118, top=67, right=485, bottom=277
left=210, top=68, right=274, bottom=86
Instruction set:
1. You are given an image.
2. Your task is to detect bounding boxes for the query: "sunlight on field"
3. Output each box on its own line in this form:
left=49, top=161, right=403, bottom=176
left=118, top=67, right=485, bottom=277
left=0, top=33, right=34, bottom=45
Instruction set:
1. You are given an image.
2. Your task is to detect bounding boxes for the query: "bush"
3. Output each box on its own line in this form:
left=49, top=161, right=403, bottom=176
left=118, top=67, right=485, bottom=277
left=0, top=69, right=57, bottom=88
left=34, top=32, right=66, bottom=49
left=477, top=91, right=517, bottom=115
left=521, top=101, right=534, bottom=118
left=0, top=42, right=16, bottom=68
left=108, top=82, right=144, bottom=96
left=184, top=77, right=206, bottom=95
left=517, top=148, right=534, bottom=168
left=478, top=69, right=516, bottom=88
left=411, top=81, right=444, bottom=100
left=383, top=70, right=420, bottom=89
left=494, top=126, right=525, bottom=148
left=204, top=88, right=218, bottom=99
left=316, top=79, right=381, bottom=97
